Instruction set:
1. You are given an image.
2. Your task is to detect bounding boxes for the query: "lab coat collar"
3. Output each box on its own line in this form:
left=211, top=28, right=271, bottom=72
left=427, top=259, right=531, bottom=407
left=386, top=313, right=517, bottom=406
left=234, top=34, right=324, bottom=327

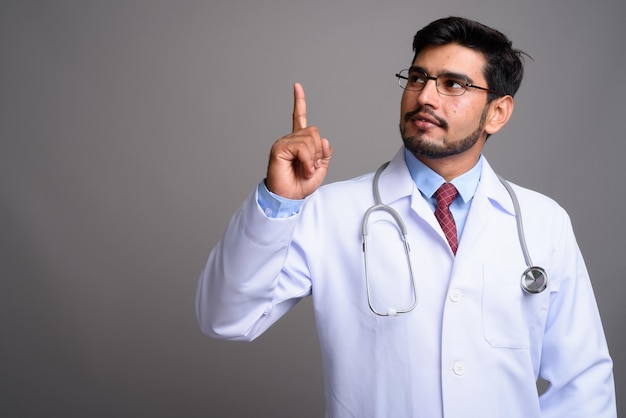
left=477, top=158, right=516, bottom=216
left=377, top=147, right=516, bottom=217
left=375, top=148, right=415, bottom=206
left=455, top=159, right=517, bottom=258
left=376, top=147, right=517, bottom=258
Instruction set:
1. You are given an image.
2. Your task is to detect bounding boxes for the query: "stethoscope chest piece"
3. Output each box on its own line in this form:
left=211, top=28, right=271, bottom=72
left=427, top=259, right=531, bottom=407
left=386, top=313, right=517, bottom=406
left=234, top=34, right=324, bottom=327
left=521, top=266, right=549, bottom=294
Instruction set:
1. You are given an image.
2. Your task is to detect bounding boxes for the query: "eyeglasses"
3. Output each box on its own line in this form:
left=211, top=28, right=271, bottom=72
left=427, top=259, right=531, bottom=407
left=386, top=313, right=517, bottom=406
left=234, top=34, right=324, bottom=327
left=396, top=68, right=497, bottom=96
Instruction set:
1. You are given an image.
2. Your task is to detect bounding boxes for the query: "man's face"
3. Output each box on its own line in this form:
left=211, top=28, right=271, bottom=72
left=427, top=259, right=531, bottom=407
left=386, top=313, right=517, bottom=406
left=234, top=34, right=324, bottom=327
left=399, top=43, right=492, bottom=162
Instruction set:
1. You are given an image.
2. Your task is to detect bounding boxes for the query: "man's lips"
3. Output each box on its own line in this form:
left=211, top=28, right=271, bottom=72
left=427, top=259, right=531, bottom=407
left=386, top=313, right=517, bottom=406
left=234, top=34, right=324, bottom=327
left=412, top=113, right=439, bottom=125
left=404, top=109, right=447, bottom=130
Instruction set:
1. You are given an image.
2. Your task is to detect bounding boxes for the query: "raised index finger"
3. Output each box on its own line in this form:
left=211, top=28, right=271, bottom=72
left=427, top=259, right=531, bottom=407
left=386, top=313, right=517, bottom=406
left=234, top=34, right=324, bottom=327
left=292, top=82, right=307, bottom=132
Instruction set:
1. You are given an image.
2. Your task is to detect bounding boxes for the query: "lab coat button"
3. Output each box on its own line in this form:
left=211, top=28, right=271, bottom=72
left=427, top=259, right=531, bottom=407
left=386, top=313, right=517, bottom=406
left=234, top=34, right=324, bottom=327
left=453, top=362, right=466, bottom=375
left=449, top=289, right=463, bottom=302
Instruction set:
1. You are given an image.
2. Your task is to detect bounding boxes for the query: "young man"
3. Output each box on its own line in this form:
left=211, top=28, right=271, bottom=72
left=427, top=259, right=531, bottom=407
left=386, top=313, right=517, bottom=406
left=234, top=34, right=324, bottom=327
left=196, top=16, right=616, bottom=417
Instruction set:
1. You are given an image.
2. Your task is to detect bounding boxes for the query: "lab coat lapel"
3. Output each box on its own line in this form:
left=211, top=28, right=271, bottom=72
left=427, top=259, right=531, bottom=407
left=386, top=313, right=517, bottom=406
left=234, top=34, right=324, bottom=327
left=375, top=148, right=416, bottom=206
left=376, top=148, right=452, bottom=248
left=457, top=159, right=515, bottom=257
left=376, top=148, right=440, bottom=227
left=376, top=150, right=516, bottom=254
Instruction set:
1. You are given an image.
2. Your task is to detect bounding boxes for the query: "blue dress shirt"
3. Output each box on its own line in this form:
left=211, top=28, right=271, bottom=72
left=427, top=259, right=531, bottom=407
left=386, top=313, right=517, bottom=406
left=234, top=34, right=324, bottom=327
left=403, top=148, right=482, bottom=242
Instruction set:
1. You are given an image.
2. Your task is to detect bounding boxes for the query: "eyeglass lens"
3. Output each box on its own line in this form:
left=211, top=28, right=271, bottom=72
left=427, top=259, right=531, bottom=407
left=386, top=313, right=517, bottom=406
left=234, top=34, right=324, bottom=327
left=397, top=69, right=470, bottom=96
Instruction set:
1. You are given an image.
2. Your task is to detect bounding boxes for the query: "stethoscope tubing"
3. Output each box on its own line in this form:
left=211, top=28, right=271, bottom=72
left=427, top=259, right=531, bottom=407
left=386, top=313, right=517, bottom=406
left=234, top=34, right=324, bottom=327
left=362, top=162, right=549, bottom=317
left=497, top=175, right=549, bottom=294
left=362, top=162, right=418, bottom=316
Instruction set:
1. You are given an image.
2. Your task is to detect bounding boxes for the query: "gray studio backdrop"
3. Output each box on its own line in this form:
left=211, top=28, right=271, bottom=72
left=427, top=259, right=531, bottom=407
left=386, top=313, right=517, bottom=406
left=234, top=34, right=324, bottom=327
left=1, top=1, right=624, bottom=417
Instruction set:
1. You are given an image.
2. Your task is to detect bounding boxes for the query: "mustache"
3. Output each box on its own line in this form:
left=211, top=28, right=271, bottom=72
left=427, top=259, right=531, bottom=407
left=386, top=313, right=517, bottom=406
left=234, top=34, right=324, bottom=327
left=404, top=107, right=448, bottom=130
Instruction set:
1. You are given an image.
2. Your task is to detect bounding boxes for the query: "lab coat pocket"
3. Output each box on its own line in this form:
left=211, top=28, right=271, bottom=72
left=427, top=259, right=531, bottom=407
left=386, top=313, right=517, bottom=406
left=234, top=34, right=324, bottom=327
left=482, top=264, right=530, bottom=349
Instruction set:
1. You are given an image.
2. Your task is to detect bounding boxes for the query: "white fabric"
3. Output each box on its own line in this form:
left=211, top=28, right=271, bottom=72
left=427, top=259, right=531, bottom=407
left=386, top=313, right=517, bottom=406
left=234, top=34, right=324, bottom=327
left=196, top=148, right=616, bottom=418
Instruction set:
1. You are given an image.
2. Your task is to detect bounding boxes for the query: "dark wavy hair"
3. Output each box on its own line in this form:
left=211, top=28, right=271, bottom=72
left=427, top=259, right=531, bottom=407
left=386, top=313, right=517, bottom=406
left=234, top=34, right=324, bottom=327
left=412, top=16, right=529, bottom=101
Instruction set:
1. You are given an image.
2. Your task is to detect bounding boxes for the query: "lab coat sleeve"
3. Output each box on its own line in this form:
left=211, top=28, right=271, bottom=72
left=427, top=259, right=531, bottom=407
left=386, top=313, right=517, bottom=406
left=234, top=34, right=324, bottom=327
left=538, top=211, right=616, bottom=417
left=195, top=187, right=312, bottom=341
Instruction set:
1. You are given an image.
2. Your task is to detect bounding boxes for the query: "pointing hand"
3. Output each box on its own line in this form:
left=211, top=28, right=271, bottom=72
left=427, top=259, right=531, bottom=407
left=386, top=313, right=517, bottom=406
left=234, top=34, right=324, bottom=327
left=266, top=83, right=333, bottom=199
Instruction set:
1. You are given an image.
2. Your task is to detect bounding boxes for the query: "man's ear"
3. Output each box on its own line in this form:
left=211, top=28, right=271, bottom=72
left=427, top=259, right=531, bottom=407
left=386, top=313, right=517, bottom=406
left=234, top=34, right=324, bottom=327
left=484, top=95, right=514, bottom=135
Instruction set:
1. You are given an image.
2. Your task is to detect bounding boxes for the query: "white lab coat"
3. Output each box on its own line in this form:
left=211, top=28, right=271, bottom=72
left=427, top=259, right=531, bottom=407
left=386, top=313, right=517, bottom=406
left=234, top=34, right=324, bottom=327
left=196, top=148, right=616, bottom=418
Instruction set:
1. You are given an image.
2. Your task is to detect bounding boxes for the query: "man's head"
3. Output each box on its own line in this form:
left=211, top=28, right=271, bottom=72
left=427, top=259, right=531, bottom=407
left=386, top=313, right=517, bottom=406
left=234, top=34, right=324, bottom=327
left=399, top=17, right=526, bottom=178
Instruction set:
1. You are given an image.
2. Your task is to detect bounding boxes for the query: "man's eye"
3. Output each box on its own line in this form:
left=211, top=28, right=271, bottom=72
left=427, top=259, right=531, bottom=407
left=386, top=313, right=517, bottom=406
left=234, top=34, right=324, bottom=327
left=409, top=75, right=425, bottom=84
left=441, top=77, right=465, bottom=90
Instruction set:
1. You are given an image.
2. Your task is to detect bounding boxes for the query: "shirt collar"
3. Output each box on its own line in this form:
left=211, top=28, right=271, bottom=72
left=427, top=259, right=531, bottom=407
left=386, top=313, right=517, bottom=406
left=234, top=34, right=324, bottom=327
left=403, top=147, right=482, bottom=204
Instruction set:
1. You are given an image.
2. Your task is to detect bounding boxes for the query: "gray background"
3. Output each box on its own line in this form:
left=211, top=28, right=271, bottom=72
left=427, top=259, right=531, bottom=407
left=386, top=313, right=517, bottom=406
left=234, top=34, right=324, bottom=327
left=1, top=0, right=624, bottom=417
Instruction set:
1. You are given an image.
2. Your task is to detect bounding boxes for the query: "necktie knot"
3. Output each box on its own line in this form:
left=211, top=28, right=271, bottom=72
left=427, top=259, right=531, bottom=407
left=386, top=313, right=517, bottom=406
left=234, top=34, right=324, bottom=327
left=435, top=182, right=458, bottom=210
left=434, top=183, right=459, bottom=254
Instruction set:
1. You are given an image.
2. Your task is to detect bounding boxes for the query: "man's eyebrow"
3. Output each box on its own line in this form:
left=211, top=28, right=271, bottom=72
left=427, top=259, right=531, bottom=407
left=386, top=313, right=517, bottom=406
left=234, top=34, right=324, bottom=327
left=409, top=66, right=473, bottom=83
left=409, top=65, right=427, bottom=74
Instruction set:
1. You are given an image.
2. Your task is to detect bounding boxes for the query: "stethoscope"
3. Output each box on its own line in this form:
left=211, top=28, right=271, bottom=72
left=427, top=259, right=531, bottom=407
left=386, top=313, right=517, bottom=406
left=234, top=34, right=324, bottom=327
left=361, top=162, right=549, bottom=317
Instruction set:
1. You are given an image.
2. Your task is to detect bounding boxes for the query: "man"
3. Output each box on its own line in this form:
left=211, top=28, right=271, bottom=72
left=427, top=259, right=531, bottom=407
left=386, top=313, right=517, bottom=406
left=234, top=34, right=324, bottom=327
left=196, top=16, right=616, bottom=417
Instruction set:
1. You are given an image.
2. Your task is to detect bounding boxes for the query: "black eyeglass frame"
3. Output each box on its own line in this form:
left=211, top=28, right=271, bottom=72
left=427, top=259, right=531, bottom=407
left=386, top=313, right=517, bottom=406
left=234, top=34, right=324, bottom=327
left=395, top=68, right=498, bottom=96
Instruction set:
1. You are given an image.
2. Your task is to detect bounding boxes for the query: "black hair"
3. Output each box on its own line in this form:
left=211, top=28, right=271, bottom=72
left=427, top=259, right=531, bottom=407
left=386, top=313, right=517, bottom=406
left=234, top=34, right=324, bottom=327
left=412, top=16, right=529, bottom=101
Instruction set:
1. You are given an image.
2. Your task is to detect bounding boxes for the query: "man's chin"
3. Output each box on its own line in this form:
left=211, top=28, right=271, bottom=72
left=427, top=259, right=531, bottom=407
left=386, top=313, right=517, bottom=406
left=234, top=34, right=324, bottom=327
left=402, top=136, right=459, bottom=160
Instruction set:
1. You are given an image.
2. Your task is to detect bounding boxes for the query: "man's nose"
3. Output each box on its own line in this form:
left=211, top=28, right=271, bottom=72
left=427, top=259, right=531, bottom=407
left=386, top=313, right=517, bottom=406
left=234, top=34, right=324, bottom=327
left=416, top=78, right=440, bottom=107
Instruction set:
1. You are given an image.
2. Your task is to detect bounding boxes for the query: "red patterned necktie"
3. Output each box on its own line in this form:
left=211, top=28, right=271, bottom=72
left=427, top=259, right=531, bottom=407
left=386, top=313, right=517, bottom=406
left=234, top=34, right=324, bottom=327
left=435, top=183, right=459, bottom=255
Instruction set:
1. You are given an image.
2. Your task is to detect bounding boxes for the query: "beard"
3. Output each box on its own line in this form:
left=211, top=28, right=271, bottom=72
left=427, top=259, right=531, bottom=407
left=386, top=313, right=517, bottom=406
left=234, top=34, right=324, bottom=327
left=400, top=107, right=488, bottom=159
